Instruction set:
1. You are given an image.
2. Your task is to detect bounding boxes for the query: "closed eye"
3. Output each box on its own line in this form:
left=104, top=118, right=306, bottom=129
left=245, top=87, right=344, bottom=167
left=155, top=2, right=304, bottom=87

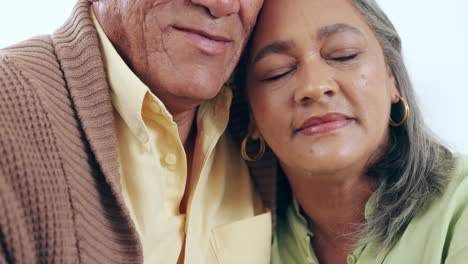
left=330, top=54, right=358, bottom=62
left=260, top=67, right=296, bottom=82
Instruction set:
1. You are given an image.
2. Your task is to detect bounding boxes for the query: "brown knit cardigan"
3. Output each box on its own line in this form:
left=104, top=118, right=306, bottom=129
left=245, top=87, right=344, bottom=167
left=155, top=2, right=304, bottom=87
left=0, top=1, right=277, bottom=263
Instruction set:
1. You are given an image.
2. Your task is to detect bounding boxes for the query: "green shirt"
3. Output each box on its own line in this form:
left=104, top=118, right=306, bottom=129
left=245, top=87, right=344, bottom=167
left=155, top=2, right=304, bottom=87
left=272, top=155, right=468, bottom=264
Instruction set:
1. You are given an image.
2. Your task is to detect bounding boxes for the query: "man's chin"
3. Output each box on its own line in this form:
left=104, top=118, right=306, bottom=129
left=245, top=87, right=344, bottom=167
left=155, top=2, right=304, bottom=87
left=176, top=87, right=224, bottom=102
left=178, top=78, right=226, bottom=99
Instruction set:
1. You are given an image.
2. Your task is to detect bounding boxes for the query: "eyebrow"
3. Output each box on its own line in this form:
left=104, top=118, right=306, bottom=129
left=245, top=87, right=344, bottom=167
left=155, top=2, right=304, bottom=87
left=251, top=23, right=363, bottom=65
left=317, top=23, right=363, bottom=41
left=252, top=40, right=294, bottom=64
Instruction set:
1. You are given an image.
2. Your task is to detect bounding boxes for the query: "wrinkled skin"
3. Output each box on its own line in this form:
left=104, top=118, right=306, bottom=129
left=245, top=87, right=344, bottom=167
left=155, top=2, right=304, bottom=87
left=90, top=0, right=264, bottom=214
left=91, top=0, right=263, bottom=115
left=246, top=0, right=401, bottom=262
left=247, top=0, right=399, bottom=181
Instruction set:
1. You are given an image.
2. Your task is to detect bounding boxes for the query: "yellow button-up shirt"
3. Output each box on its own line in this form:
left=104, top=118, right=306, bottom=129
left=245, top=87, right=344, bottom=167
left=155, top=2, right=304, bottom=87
left=92, top=10, right=271, bottom=264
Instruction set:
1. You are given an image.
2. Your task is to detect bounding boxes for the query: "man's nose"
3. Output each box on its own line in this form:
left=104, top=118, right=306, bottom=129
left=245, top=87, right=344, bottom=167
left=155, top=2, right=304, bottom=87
left=293, top=64, right=338, bottom=105
left=190, top=0, right=240, bottom=18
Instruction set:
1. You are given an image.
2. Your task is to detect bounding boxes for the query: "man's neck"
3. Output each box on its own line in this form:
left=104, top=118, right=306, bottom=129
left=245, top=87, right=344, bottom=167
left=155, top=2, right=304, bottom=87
left=171, top=108, right=198, bottom=148
left=169, top=107, right=198, bottom=214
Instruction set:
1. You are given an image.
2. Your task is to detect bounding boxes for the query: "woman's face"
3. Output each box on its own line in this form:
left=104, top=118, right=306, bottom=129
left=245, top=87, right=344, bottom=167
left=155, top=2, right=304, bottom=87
left=246, top=0, right=400, bottom=177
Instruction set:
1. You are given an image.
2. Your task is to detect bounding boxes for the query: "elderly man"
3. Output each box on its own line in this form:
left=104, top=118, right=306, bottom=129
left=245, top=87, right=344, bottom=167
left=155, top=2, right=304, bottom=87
left=0, top=0, right=275, bottom=263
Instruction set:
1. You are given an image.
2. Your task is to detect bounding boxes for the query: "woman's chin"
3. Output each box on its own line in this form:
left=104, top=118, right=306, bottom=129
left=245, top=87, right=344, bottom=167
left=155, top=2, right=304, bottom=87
left=282, top=149, right=369, bottom=178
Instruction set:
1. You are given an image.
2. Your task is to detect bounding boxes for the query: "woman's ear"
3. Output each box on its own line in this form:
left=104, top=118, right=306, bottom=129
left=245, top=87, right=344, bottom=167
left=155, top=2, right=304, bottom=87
left=248, top=115, right=262, bottom=140
left=390, top=74, right=400, bottom=103
left=386, top=65, right=400, bottom=103
left=390, top=77, right=400, bottom=104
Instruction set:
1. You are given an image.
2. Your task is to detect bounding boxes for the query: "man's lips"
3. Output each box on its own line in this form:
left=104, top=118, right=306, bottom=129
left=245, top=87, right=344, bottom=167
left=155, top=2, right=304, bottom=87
left=296, top=113, right=354, bottom=136
left=173, top=26, right=232, bottom=55
left=173, top=26, right=232, bottom=42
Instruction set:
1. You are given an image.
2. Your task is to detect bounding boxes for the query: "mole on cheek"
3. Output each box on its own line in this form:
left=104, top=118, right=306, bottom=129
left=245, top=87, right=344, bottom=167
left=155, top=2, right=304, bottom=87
left=351, top=75, right=366, bottom=92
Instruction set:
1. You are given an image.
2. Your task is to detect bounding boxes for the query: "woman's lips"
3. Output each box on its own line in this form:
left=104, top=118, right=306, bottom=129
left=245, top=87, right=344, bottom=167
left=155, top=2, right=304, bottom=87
left=173, top=26, right=231, bottom=55
left=297, top=113, right=354, bottom=136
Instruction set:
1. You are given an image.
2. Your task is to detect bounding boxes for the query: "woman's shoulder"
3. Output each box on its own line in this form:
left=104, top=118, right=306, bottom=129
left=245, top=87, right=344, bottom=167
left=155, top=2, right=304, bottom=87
left=421, top=153, right=468, bottom=261
left=449, top=154, right=468, bottom=184
left=441, top=154, right=468, bottom=205
left=430, top=153, right=468, bottom=216
left=372, top=154, right=468, bottom=263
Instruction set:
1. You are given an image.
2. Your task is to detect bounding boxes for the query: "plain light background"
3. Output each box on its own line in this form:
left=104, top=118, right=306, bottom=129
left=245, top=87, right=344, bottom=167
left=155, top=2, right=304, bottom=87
left=1, top=0, right=467, bottom=154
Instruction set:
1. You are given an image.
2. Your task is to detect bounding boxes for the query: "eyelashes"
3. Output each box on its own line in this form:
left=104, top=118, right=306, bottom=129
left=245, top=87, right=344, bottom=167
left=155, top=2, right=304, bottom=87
left=259, top=53, right=359, bottom=82
left=261, top=67, right=297, bottom=82
left=329, top=54, right=358, bottom=62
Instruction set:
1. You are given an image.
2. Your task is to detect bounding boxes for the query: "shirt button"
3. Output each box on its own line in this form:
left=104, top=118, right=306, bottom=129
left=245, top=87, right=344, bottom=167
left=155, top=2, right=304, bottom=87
left=165, top=153, right=177, bottom=165
left=347, top=255, right=357, bottom=264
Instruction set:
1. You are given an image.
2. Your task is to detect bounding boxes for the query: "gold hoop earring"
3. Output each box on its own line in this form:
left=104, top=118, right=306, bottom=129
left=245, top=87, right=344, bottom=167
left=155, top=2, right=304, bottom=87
left=389, top=96, right=410, bottom=126
left=241, top=135, right=266, bottom=162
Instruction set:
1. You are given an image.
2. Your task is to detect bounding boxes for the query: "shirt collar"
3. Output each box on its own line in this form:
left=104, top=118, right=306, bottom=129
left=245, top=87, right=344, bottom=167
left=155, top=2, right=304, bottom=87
left=92, top=9, right=148, bottom=143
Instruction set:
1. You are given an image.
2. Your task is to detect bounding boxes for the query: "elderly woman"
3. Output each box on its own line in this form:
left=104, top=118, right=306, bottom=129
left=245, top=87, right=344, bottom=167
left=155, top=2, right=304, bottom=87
left=232, top=0, right=468, bottom=263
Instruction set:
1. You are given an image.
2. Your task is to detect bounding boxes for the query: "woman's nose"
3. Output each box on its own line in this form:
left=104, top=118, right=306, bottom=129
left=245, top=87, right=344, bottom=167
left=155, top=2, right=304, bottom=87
left=190, top=0, right=240, bottom=18
left=293, top=64, right=337, bottom=105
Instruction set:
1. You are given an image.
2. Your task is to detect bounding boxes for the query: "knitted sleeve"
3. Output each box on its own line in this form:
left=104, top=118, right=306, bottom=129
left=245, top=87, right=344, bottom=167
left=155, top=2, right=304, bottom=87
left=0, top=234, right=8, bottom=264
left=0, top=41, right=81, bottom=263
left=0, top=55, right=40, bottom=263
left=0, top=167, right=17, bottom=264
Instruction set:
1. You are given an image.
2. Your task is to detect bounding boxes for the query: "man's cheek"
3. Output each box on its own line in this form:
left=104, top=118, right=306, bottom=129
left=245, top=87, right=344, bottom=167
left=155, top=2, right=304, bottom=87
left=240, top=0, right=264, bottom=31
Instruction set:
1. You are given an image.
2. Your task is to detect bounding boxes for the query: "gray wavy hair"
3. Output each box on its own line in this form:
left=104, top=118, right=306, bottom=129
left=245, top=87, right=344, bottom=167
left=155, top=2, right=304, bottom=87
left=349, top=0, right=454, bottom=250
left=231, top=0, right=455, bottom=252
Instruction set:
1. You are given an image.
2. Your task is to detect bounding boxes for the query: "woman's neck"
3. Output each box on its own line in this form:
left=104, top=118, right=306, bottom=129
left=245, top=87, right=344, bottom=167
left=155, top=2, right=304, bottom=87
left=284, top=165, right=376, bottom=263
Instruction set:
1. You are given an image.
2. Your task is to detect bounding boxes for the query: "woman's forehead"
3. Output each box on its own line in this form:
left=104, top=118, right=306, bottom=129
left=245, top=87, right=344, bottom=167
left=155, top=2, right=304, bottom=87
left=254, top=0, right=368, bottom=41
left=250, top=0, right=374, bottom=57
